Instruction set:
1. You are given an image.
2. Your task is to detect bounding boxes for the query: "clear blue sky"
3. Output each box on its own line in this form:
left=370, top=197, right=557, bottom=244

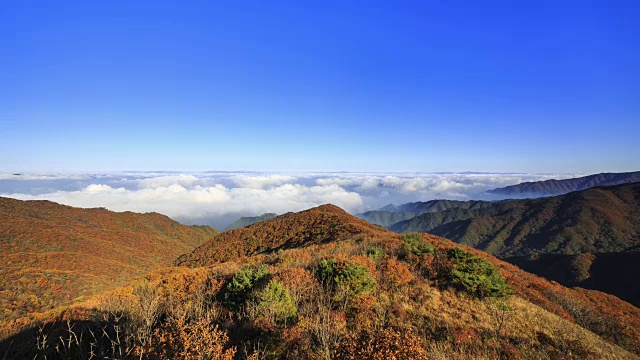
left=2, top=0, right=639, bottom=173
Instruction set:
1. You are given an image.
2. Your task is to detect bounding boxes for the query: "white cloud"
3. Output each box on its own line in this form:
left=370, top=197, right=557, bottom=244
left=137, top=174, right=201, bottom=189
left=0, top=171, right=582, bottom=228
left=314, top=173, right=581, bottom=200
left=4, top=181, right=363, bottom=228
left=230, top=174, right=297, bottom=189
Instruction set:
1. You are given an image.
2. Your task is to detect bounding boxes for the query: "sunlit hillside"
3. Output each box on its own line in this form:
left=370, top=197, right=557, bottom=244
left=0, top=197, right=217, bottom=327
left=2, top=205, right=638, bottom=359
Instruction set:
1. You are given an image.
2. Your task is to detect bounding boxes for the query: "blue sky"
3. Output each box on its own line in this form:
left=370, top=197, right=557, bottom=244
left=2, top=0, right=639, bottom=173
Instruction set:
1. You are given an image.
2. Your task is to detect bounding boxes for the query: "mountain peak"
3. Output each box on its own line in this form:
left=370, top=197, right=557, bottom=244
left=304, top=203, right=349, bottom=214
left=175, top=204, right=391, bottom=267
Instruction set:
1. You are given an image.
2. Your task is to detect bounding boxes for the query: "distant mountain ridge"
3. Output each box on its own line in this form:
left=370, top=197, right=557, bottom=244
left=357, top=200, right=497, bottom=227
left=390, top=182, right=640, bottom=257
left=225, top=213, right=278, bottom=230
left=487, top=171, right=640, bottom=198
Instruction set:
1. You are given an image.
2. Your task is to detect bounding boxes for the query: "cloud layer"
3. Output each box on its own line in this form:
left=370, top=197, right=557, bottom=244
left=0, top=172, right=580, bottom=229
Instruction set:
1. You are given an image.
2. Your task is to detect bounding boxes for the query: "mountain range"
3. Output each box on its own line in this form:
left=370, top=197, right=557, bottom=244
left=487, top=171, right=640, bottom=198
left=364, top=182, right=640, bottom=306
left=389, top=183, right=640, bottom=254
left=389, top=183, right=640, bottom=255
left=358, top=200, right=497, bottom=228
left=173, top=205, right=640, bottom=357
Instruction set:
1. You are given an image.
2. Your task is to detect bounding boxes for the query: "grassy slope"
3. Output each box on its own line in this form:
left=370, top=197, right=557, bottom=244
left=0, top=197, right=217, bottom=323
left=2, top=207, right=638, bottom=358
left=2, top=203, right=639, bottom=359
left=175, top=204, right=391, bottom=266
left=172, top=205, right=640, bottom=356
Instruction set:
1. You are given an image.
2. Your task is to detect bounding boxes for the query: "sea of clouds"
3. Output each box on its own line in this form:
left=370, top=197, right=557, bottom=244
left=0, top=172, right=581, bottom=229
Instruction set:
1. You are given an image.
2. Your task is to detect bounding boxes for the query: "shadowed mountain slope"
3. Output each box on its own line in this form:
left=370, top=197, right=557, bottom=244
left=506, top=252, right=640, bottom=308
left=488, top=171, right=640, bottom=198
left=225, top=213, right=278, bottom=230
left=389, top=183, right=640, bottom=257
left=0, top=197, right=217, bottom=322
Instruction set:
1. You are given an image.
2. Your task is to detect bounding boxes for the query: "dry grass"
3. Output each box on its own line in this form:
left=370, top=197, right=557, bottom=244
left=0, top=196, right=216, bottom=325
left=2, top=203, right=639, bottom=359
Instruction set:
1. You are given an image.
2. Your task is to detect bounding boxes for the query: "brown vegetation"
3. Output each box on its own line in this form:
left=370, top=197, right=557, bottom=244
left=2, top=203, right=639, bottom=359
left=0, top=197, right=217, bottom=325
left=174, top=204, right=390, bottom=266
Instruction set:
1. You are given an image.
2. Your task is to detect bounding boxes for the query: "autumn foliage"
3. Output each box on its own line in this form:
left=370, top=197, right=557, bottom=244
left=1, top=203, right=640, bottom=359
left=0, top=196, right=216, bottom=326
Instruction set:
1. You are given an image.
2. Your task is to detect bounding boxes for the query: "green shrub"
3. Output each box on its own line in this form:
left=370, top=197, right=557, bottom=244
left=446, top=247, right=512, bottom=299
left=399, top=233, right=435, bottom=258
left=364, top=245, right=385, bottom=262
left=316, top=259, right=376, bottom=296
left=256, top=280, right=297, bottom=324
left=222, top=265, right=270, bottom=309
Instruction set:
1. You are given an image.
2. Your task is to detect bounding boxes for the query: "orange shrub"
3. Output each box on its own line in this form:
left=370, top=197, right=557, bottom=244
left=350, top=293, right=378, bottom=332
left=337, top=327, right=428, bottom=360
left=278, top=248, right=313, bottom=268
left=150, top=318, right=236, bottom=360
left=379, top=259, right=413, bottom=290
left=274, top=267, right=317, bottom=304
